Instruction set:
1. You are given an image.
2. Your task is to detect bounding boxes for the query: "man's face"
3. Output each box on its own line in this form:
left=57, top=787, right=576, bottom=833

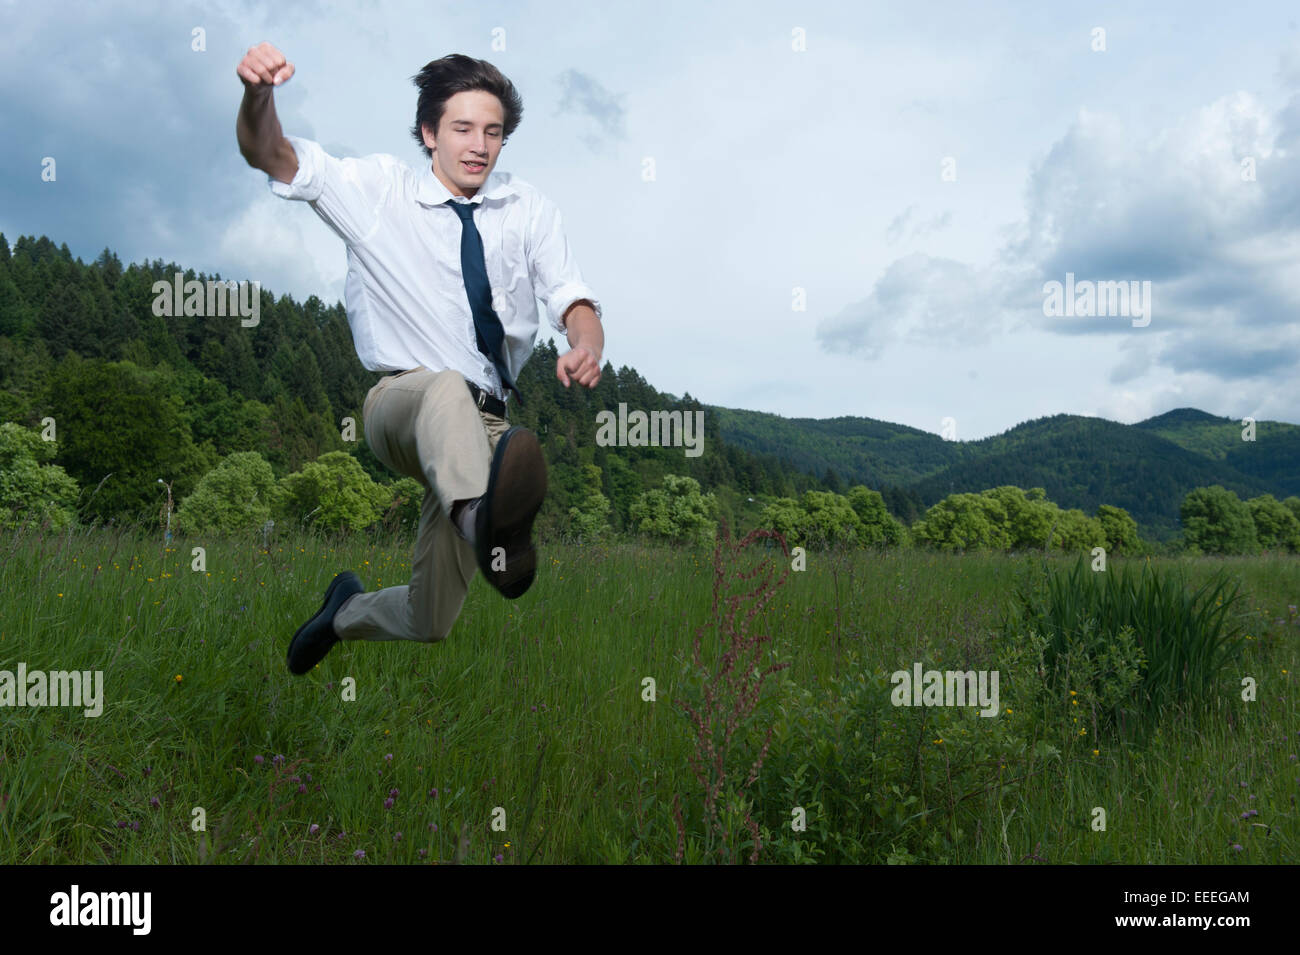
left=424, top=89, right=505, bottom=198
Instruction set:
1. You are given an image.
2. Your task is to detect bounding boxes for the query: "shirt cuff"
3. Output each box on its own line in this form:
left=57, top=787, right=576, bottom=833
left=267, top=135, right=324, bottom=202
left=548, top=285, right=602, bottom=333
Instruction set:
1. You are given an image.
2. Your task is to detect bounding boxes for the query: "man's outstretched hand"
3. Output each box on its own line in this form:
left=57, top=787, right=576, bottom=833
left=237, top=42, right=295, bottom=88
left=557, top=345, right=601, bottom=389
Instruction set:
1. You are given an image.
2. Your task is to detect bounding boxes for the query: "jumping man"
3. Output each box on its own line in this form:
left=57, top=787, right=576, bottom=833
left=234, top=43, right=605, bottom=673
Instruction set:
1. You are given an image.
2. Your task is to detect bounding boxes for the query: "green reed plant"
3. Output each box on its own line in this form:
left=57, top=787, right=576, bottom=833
left=1007, top=555, right=1249, bottom=728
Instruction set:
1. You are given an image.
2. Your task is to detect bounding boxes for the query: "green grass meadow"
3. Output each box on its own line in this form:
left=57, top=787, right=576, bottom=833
left=1, top=521, right=1296, bottom=864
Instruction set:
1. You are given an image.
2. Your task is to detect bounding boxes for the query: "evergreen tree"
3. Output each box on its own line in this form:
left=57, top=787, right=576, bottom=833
left=44, top=356, right=204, bottom=523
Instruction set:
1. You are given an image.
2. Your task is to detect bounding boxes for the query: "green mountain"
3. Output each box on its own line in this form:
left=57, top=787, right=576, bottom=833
left=711, top=406, right=1296, bottom=541
left=1136, top=408, right=1300, bottom=498
left=709, top=407, right=964, bottom=488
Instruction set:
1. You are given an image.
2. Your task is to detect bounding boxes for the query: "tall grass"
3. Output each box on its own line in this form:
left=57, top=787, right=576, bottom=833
left=0, top=520, right=1295, bottom=864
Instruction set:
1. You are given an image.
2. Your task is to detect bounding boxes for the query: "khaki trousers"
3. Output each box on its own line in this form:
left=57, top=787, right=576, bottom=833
left=333, top=367, right=509, bottom=643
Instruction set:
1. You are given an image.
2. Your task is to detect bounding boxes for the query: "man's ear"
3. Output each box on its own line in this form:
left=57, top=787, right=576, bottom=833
left=421, top=122, right=437, bottom=152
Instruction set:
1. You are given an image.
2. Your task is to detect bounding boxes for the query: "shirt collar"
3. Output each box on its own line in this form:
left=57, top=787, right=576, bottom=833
left=416, top=161, right=516, bottom=206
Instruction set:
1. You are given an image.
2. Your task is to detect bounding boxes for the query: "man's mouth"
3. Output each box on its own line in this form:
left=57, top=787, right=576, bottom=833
left=462, top=161, right=486, bottom=173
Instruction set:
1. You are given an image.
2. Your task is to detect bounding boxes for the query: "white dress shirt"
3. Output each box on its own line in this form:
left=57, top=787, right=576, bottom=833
left=267, top=135, right=602, bottom=400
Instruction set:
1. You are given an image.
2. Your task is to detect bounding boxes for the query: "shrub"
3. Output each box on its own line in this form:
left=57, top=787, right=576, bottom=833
left=1181, top=485, right=1258, bottom=555
left=630, top=474, right=716, bottom=546
left=1248, top=494, right=1300, bottom=552
left=911, top=493, right=1011, bottom=551
left=175, top=451, right=279, bottom=537
left=568, top=463, right=612, bottom=543
left=755, top=656, right=1029, bottom=864
left=275, top=451, right=391, bottom=533
left=0, top=422, right=79, bottom=530
left=846, top=485, right=907, bottom=547
left=1096, top=504, right=1141, bottom=554
left=377, top=476, right=425, bottom=533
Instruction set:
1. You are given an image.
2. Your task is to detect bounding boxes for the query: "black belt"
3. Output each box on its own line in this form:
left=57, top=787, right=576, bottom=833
left=465, top=380, right=508, bottom=418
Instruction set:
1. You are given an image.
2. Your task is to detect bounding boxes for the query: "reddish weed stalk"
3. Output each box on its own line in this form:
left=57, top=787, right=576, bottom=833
left=672, top=523, right=792, bottom=863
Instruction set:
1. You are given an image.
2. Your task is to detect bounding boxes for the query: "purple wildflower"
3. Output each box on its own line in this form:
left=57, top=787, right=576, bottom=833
left=354, top=849, right=365, bottom=860
left=309, top=824, right=320, bottom=835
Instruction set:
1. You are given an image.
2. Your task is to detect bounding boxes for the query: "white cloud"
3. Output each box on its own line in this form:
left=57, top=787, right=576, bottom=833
left=218, top=196, right=343, bottom=303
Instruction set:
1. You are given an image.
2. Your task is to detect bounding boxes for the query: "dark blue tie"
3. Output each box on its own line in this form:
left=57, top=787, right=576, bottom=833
left=448, top=200, right=522, bottom=405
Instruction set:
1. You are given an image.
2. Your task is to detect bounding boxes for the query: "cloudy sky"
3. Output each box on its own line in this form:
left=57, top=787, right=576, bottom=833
left=3, top=0, right=1297, bottom=440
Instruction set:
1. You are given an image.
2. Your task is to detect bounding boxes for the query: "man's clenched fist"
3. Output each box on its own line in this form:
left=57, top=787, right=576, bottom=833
left=237, top=42, right=294, bottom=88
left=557, top=345, right=601, bottom=389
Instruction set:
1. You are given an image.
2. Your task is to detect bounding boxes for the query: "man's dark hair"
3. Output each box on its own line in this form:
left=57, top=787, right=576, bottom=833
left=410, top=54, right=523, bottom=158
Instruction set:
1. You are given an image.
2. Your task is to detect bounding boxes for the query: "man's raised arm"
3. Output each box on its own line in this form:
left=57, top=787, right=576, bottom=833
left=235, top=42, right=298, bottom=184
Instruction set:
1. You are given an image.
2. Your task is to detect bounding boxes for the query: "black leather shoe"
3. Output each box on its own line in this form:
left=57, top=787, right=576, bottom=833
left=287, top=572, right=363, bottom=675
left=475, top=427, right=547, bottom=599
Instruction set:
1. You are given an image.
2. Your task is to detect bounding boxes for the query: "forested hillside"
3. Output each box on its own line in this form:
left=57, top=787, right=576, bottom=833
left=3, top=232, right=1294, bottom=547
left=0, top=233, right=824, bottom=535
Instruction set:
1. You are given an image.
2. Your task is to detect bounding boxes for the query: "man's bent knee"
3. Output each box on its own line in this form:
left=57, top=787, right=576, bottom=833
left=412, top=615, right=454, bottom=644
